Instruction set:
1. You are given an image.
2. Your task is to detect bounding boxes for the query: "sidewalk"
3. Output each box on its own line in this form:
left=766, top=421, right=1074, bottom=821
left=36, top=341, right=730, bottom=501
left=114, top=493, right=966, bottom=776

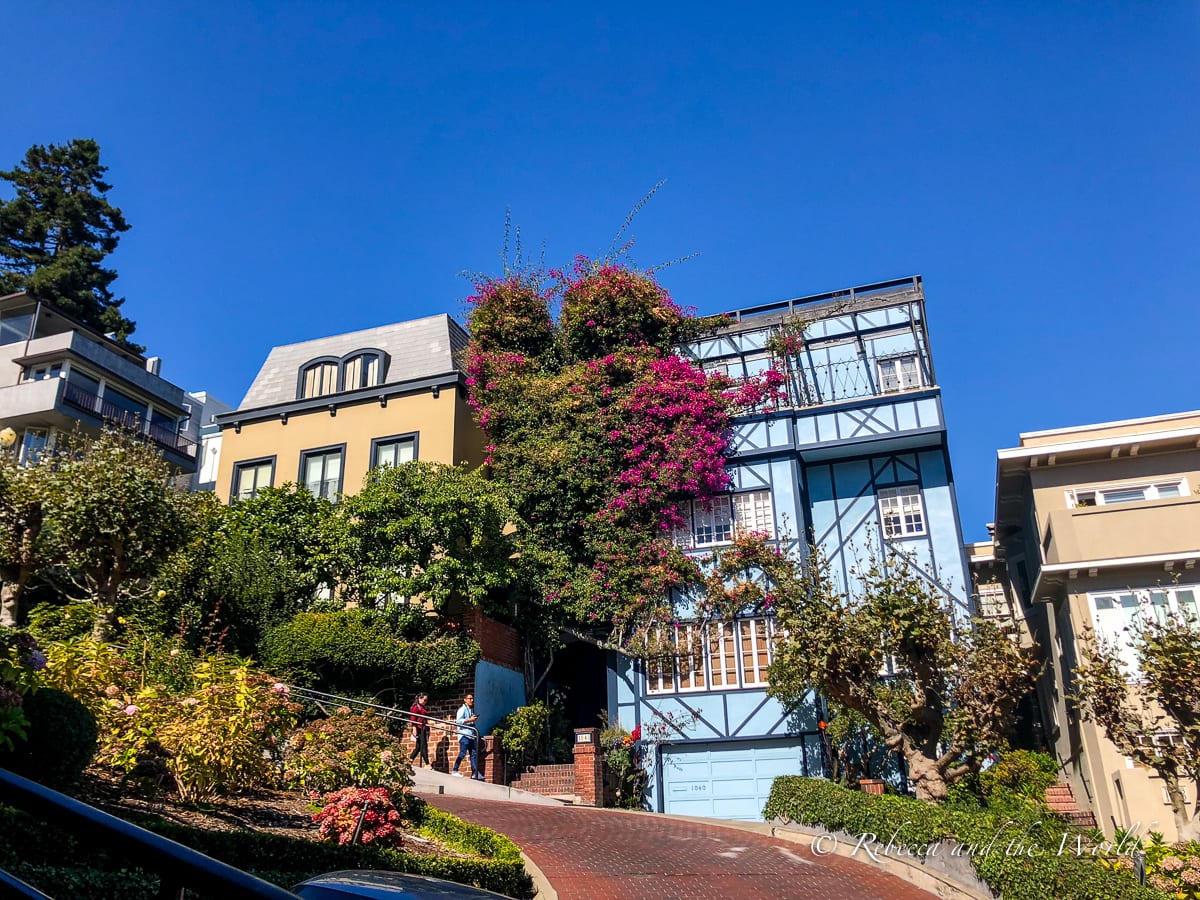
left=426, top=794, right=940, bottom=900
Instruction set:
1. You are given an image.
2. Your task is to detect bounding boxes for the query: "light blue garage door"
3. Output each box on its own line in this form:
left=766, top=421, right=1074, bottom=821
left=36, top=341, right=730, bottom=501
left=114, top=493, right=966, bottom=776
left=661, top=737, right=815, bottom=820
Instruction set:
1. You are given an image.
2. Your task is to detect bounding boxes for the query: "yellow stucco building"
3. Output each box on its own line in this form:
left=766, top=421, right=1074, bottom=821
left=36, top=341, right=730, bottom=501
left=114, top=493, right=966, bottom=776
left=215, top=314, right=485, bottom=501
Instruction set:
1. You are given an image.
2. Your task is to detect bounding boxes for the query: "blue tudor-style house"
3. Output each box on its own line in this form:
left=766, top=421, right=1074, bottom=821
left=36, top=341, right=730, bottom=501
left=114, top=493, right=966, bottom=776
left=606, top=276, right=972, bottom=820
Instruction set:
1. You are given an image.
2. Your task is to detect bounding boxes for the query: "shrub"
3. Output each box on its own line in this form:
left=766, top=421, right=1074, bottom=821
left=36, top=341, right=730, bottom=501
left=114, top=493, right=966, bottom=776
left=0, top=686, right=98, bottom=789
left=978, top=749, right=1060, bottom=804
left=260, top=609, right=480, bottom=699
left=313, top=787, right=403, bottom=847
left=25, top=602, right=99, bottom=644
left=0, top=627, right=45, bottom=750
left=0, top=804, right=535, bottom=900
left=764, top=776, right=1162, bottom=900
left=284, top=707, right=413, bottom=792
left=599, top=719, right=647, bottom=809
left=494, top=701, right=551, bottom=770
left=42, top=639, right=300, bottom=801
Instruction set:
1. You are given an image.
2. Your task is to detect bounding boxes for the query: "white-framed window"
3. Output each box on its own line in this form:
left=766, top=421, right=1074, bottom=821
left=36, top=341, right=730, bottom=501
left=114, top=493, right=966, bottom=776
left=876, top=354, right=922, bottom=393
left=878, top=485, right=926, bottom=538
left=233, top=458, right=274, bottom=501
left=646, top=617, right=778, bottom=695
left=1090, top=586, right=1199, bottom=676
left=672, top=490, right=776, bottom=549
left=1067, top=479, right=1188, bottom=509
left=301, top=447, right=344, bottom=500
left=974, top=581, right=1009, bottom=619
left=707, top=622, right=739, bottom=689
left=693, top=496, right=733, bottom=547
left=25, top=363, right=63, bottom=382
left=739, top=618, right=776, bottom=686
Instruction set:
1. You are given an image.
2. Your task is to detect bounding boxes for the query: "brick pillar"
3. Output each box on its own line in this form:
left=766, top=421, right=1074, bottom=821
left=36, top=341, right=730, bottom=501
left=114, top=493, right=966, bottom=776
left=481, top=734, right=505, bottom=785
left=573, top=728, right=604, bottom=807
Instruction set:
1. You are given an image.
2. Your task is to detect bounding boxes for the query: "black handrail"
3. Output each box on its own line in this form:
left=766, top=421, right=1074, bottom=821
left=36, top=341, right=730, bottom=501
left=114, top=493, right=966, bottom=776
left=0, top=768, right=299, bottom=900
left=286, top=685, right=479, bottom=743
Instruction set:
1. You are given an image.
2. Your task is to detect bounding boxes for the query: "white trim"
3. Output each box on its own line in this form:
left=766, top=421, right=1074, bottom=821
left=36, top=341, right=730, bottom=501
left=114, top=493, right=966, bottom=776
left=998, top=425, right=1200, bottom=462
left=1019, top=410, right=1200, bottom=441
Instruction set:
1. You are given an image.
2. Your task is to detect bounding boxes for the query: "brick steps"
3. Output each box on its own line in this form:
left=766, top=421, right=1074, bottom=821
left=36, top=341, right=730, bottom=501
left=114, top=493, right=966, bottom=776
left=511, top=763, right=577, bottom=799
left=1044, top=782, right=1098, bottom=828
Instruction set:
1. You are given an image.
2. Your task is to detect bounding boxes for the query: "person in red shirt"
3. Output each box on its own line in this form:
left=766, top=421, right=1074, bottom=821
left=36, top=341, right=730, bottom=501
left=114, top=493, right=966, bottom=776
left=409, top=692, right=431, bottom=767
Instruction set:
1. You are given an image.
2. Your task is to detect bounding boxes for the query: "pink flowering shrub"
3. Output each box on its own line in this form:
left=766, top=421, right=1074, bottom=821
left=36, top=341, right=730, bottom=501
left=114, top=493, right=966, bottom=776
left=312, top=787, right=403, bottom=847
left=466, top=259, right=785, bottom=645
left=284, top=706, right=413, bottom=792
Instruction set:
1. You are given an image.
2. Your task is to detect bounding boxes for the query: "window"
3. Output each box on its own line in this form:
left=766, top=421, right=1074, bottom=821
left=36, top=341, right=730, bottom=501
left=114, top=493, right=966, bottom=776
left=25, top=363, right=63, bottom=381
left=876, top=354, right=922, bottom=393
left=0, top=312, right=33, bottom=345
left=19, top=429, right=48, bottom=466
left=344, top=352, right=383, bottom=390
left=233, top=458, right=274, bottom=501
left=707, top=622, right=739, bottom=688
left=179, top=403, right=193, bottom=431
left=1091, top=586, right=1200, bottom=676
left=300, top=446, right=344, bottom=500
left=371, top=434, right=417, bottom=469
left=673, top=490, right=775, bottom=549
left=103, top=387, right=148, bottom=429
left=975, top=582, right=1009, bottom=619
left=646, top=617, right=778, bottom=695
left=300, top=361, right=339, bottom=399
left=693, top=496, right=733, bottom=547
left=1067, top=480, right=1188, bottom=508
left=878, top=485, right=926, bottom=538
left=739, top=618, right=776, bottom=686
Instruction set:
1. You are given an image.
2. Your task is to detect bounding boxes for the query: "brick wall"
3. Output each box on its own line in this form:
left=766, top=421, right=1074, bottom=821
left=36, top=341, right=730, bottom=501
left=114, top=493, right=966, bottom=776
left=512, top=764, right=577, bottom=797
left=462, top=608, right=522, bottom=671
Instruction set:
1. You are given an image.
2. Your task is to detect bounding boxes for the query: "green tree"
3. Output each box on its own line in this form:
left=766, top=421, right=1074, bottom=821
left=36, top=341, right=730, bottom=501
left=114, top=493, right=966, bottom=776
left=1072, top=609, right=1200, bottom=840
left=47, top=430, right=186, bottom=639
left=0, top=449, right=63, bottom=627
left=341, top=461, right=520, bottom=614
left=706, top=534, right=1037, bottom=802
left=0, top=139, right=137, bottom=346
left=201, top=486, right=348, bottom=654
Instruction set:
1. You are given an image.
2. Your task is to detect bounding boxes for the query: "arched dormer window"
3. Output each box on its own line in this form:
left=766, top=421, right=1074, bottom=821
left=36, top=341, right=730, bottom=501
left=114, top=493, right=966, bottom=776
left=343, top=350, right=385, bottom=391
left=299, top=358, right=339, bottom=399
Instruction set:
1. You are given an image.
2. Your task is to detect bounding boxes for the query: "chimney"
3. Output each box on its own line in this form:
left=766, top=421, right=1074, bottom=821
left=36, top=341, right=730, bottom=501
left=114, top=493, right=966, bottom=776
left=146, top=356, right=162, bottom=376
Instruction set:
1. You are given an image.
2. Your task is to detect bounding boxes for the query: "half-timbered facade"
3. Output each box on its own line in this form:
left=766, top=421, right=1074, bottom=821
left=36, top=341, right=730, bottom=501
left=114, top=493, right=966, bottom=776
left=607, top=275, right=971, bottom=820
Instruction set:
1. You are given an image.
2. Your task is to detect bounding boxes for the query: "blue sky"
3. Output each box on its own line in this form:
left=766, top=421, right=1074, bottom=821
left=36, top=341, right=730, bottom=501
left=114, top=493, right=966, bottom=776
left=3, top=2, right=1198, bottom=538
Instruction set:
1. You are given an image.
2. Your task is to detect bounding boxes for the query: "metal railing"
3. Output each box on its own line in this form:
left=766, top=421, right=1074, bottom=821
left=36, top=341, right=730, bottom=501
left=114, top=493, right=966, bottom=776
left=285, top=685, right=479, bottom=743
left=60, top=381, right=199, bottom=460
left=0, top=767, right=299, bottom=899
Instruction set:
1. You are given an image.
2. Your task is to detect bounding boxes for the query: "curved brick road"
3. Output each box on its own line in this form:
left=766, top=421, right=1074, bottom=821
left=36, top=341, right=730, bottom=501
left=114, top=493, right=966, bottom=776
left=427, top=795, right=938, bottom=900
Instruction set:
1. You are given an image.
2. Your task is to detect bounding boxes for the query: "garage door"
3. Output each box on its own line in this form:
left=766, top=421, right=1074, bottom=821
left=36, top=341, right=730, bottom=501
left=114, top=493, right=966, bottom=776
left=661, top=737, right=816, bottom=820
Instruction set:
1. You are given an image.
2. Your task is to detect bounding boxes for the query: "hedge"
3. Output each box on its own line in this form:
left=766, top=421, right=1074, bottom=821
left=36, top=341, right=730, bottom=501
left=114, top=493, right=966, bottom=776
left=763, top=777, right=1163, bottom=900
left=260, top=609, right=481, bottom=698
left=0, top=796, right=534, bottom=899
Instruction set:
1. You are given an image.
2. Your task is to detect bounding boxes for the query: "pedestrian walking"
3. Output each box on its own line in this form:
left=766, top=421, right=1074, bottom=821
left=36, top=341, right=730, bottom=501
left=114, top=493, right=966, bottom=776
left=452, top=692, right=483, bottom=780
left=409, top=692, right=431, bottom=767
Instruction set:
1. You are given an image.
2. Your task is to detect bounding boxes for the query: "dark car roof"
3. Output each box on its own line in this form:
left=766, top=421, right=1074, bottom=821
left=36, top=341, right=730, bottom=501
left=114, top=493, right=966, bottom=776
left=293, top=870, right=511, bottom=900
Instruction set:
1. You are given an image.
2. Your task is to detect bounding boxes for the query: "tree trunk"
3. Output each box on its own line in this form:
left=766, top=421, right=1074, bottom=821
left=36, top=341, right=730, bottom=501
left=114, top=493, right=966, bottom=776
left=904, top=748, right=950, bottom=802
left=0, top=581, right=19, bottom=628
left=1164, top=773, right=1200, bottom=841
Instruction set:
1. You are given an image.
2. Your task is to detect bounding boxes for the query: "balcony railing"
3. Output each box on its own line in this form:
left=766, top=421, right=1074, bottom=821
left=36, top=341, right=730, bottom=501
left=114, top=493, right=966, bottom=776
left=774, top=353, right=929, bottom=409
left=61, top=381, right=198, bottom=460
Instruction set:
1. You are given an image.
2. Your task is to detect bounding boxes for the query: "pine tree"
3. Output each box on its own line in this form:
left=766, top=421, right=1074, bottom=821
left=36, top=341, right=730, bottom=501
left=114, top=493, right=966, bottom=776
left=0, top=139, right=138, bottom=347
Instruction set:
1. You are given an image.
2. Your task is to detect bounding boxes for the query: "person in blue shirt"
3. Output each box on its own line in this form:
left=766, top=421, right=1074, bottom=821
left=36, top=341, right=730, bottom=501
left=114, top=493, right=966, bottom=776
left=452, top=692, right=483, bottom=780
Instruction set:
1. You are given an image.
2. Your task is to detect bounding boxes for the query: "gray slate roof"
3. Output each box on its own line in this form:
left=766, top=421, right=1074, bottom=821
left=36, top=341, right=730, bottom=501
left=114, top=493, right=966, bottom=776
left=237, top=314, right=468, bottom=411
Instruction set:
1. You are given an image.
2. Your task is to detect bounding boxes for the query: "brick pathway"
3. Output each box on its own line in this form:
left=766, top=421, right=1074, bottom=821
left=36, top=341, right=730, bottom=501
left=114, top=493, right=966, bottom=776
left=427, top=795, right=938, bottom=900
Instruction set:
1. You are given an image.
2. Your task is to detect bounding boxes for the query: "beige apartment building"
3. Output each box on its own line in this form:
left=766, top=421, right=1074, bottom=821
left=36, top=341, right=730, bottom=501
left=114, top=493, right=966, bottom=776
left=215, top=314, right=485, bottom=502
left=974, top=411, right=1200, bottom=839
